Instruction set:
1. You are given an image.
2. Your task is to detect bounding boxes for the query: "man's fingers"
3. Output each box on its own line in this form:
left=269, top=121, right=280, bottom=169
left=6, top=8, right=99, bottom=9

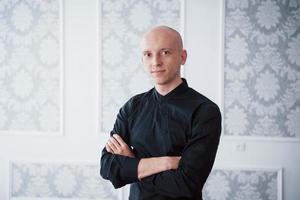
left=107, top=140, right=118, bottom=152
left=106, top=134, right=134, bottom=157
left=109, top=136, right=121, bottom=148
left=113, top=134, right=126, bottom=146
left=105, top=143, right=114, bottom=153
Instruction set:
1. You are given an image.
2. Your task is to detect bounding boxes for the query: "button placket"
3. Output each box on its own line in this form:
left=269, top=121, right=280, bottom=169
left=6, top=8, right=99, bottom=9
left=160, top=102, right=169, bottom=134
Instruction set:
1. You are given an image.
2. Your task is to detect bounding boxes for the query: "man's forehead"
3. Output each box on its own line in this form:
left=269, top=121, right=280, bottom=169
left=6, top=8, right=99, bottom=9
left=141, top=40, right=176, bottom=51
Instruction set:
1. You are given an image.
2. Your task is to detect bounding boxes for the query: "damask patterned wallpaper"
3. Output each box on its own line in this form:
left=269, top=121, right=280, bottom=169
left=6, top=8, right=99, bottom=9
left=0, top=0, right=62, bottom=133
left=10, top=162, right=117, bottom=199
left=203, top=168, right=281, bottom=200
left=100, top=0, right=182, bottom=132
left=224, top=0, right=300, bottom=138
left=10, top=162, right=280, bottom=200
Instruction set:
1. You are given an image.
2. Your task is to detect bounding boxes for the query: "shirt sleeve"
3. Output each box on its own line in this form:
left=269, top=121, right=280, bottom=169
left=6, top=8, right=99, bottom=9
left=100, top=98, right=141, bottom=189
left=140, top=103, right=222, bottom=199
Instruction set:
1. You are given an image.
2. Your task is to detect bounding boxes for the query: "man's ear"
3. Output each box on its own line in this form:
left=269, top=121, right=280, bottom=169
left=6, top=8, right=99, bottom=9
left=181, top=49, right=187, bottom=65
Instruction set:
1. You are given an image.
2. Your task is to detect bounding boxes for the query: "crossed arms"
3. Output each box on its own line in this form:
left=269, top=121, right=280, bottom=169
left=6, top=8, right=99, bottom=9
left=100, top=101, right=221, bottom=198
left=106, top=133, right=181, bottom=180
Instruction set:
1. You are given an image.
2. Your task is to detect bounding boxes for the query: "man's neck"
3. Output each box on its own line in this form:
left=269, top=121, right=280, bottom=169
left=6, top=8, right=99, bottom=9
left=155, top=78, right=183, bottom=96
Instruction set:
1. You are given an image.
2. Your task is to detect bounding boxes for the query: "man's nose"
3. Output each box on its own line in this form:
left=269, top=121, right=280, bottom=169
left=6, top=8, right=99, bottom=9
left=152, top=54, right=162, bottom=67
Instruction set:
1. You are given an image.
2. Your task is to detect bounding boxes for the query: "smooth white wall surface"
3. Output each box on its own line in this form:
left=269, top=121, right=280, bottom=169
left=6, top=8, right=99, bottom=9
left=185, top=0, right=223, bottom=106
left=0, top=0, right=299, bottom=199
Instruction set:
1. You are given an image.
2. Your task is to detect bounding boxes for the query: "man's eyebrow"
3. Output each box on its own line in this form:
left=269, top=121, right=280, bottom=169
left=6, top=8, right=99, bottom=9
left=142, top=48, right=173, bottom=53
left=160, top=48, right=173, bottom=51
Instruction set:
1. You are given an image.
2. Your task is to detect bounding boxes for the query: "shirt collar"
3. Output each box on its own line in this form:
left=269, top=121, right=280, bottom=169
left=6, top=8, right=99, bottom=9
left=154, top=78, right=189, bottom=102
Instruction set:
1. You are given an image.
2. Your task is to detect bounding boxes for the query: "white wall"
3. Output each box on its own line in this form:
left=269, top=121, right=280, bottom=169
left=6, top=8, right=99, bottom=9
left=185, top=0, right=223, bottom=106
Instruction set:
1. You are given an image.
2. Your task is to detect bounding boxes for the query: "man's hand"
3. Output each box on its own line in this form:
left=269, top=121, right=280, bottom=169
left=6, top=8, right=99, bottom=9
left=162, top=156, right=181, bottom=171
left=106, top=134, right=135, bottom=158
left=137, top=156, right=181, bottom=180
left=105, top=134, right=181, bottom=180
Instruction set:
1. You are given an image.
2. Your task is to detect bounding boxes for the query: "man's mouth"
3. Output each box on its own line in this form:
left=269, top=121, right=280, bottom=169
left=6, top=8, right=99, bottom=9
left=151, top=70, right=165, bottom=74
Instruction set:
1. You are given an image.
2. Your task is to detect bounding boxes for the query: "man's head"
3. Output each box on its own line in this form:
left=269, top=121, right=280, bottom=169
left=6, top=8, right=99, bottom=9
left=141, top=26, right=187, bottom=87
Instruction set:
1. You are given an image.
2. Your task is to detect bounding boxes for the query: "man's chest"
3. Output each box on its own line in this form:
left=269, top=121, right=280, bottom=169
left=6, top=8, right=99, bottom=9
left=128, top=102, right=191, bottom=156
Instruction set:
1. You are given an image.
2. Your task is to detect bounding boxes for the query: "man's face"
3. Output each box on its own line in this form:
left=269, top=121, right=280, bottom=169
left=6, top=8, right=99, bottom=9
left=141, top=29, right=187, bottom=86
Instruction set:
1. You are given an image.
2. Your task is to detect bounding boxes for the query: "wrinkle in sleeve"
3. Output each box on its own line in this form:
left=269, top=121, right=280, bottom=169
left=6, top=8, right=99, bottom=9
left=100, top=98, right=140, bottom=188
left=141, top=103, right=222, bottom=198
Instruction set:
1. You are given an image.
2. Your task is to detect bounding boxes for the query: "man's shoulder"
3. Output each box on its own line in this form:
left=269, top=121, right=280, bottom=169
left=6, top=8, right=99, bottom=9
left=122, top=88, right=154, bottom=111
left=186, top=88, right=221, bottom=121
left=186, top=87, right=218, bottom=108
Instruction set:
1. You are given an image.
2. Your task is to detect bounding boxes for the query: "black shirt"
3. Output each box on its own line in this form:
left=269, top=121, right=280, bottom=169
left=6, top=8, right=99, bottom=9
left=100, top=78, right=221, bottom=200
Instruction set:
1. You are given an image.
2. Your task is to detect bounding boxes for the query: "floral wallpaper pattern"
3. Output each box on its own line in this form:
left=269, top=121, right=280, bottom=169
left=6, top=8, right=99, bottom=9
left=10, top=163, right=281, bottom=200
left=224, top=0, right=300, bottom=138
left=10, top=162, right=117, bottom=199
left=0, top=0, right=62, bottom=133
left=203, top=168, right=281, bottom=200
left=100, top=0, right=182, bottom=132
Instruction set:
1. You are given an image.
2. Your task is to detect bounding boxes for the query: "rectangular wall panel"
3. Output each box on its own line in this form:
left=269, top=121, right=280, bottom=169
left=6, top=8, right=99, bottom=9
left=203, top=167, right=282, bottom=200
left=99, top=0, right=184, bottom=132
left=0, top=0, right=63, bottom=134
left=224, top=0, right=300, bottom=138
left=10, top=162, right=117, bottom=200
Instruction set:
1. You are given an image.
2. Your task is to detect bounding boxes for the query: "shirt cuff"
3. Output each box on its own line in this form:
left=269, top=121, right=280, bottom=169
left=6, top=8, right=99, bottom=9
left=120, top=157, right=141, bottom=182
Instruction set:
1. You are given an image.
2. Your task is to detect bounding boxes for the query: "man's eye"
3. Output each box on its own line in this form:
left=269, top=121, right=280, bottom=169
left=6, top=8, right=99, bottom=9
left=161, top=50, right=170, bottom=55
left=144, top=53, right=151, bottom=57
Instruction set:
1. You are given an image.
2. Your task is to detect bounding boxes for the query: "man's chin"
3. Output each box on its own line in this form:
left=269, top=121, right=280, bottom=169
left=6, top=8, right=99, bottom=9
left=152, top=78, right=168, bottom=85
left=152, top=76, right=182, bottom=87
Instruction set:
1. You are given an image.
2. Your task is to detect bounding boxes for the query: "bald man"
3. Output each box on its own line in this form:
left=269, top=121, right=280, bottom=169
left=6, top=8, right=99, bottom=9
left=100, top=26, right=221, bottom=200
